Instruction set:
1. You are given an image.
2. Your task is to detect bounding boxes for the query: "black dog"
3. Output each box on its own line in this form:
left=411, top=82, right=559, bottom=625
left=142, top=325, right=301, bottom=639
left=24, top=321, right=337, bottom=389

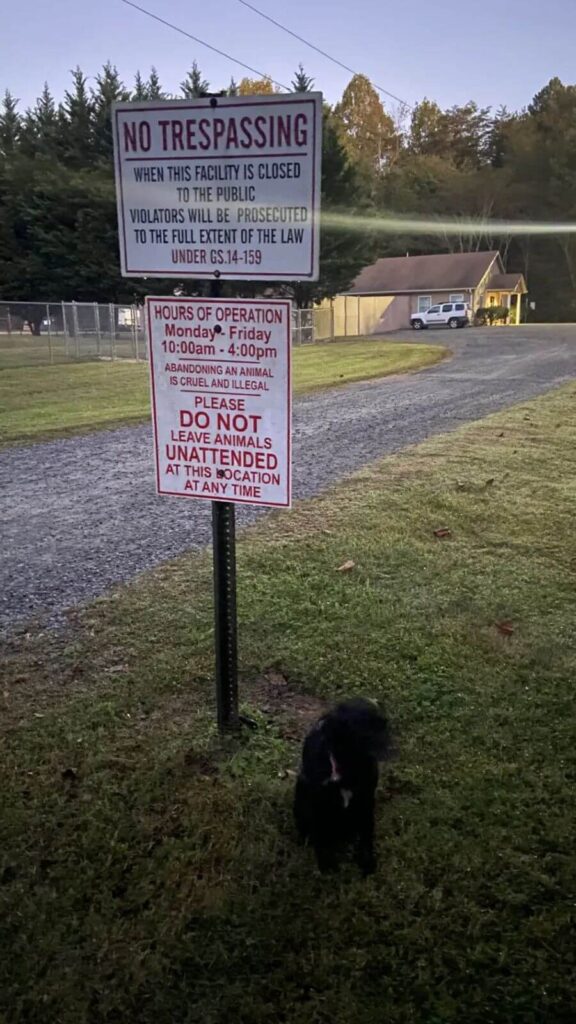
left=294, top=698, right=391, bottom=876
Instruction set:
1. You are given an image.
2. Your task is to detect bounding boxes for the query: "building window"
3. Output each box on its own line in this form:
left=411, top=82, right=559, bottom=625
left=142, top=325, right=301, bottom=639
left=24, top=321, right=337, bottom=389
left=500, top=293, right=510, bottom=308
left=418, top=295, right=432, bottom=313
left=449, top=293, right=464, bottom=302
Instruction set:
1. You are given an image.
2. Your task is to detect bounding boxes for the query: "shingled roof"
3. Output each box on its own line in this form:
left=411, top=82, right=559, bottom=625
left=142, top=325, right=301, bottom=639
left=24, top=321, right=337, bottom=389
left=348, top=251, right=502, bottom=294
left=488, top=272, right=527, bottom=292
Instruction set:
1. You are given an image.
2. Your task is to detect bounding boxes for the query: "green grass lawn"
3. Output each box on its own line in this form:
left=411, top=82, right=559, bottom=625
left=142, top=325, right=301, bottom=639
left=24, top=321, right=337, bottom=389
left=0, top=333, right=70, bottom=368
left=2, top=385, right=576, bottom=1024
left=0, top=332, right=139, bottom=369
left=0, top=340, right=445, bottom=445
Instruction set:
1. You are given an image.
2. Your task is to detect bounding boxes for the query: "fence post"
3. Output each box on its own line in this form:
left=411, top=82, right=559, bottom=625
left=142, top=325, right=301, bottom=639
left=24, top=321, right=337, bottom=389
left=7, top=310, right=12, bottom=335
left=330, top=300, right=335, bottom=341
left=72, top=301, right=80, bottom=359
left=61, top=301, right=69, bottom=357
left=131, top=305, right=137, bottom=359
left=46, top=303, right=53, bottom=364
left=109, top=303, right=116, bottom=360
left=133, top=305, right=140, bottom=361
left=94, top=302, right=101, bottom=356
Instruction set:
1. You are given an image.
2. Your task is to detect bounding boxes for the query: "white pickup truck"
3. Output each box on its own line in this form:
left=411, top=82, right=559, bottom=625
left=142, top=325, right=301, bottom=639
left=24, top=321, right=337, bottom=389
left=411, top=301, right=471, bottom=330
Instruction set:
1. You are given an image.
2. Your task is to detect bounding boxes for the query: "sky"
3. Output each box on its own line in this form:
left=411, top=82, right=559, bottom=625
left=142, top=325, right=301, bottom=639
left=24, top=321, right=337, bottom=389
left=1, top=0, right=575, bottom=116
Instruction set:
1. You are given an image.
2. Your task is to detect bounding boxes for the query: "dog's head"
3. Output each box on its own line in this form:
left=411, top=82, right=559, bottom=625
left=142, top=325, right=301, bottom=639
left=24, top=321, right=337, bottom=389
left=320, top=698, right=391, bottom=767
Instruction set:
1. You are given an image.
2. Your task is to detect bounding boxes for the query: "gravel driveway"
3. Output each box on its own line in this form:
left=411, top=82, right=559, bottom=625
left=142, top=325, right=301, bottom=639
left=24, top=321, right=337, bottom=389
left=2, top=324, right=576, bottom=634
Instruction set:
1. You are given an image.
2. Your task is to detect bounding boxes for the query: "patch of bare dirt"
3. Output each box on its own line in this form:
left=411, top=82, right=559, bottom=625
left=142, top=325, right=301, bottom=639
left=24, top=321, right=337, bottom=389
left=245, top=667, right=326, bottom=740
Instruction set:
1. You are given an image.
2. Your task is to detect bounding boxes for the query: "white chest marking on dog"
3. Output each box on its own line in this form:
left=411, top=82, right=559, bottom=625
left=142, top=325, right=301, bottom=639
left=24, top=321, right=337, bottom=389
left=341, top=789, right=353, bottom=809
left=329, top=755, right=341, bottom=783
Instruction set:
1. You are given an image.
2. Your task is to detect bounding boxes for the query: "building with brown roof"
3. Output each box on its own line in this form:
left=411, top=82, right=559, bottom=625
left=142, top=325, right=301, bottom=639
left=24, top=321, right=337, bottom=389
left=343, top=250, right=527, bottom=332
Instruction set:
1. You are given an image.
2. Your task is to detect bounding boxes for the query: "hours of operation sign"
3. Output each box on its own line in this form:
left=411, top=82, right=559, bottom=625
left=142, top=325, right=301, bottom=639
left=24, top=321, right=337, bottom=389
left=147, top=297, right=292, bottom=507
left=113, top=94, right=322, bottom=280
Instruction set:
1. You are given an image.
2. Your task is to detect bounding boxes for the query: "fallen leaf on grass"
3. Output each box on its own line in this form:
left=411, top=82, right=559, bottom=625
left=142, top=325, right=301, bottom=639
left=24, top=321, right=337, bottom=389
left=433, top=528, right=452, bottom=539
left=336, top=560, right=356, bottom=572
left=497, top=431, right=505, bottom=437
left=264, top=668, right=289, bottom=687
left=485, top=478, right=495, bottom=487
left=495, top=620, right=514, bottom=637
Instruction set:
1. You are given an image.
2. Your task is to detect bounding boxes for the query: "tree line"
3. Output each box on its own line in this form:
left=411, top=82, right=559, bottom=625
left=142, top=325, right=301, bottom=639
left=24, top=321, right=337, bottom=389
left=0, top=61, right=574, bottom=320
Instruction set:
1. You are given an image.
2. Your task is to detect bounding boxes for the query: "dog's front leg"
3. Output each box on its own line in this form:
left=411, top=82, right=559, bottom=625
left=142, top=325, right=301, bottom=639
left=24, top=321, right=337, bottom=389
left=314, top=841, right=339, bottom=874
left=293, top=779, right=312, bottom=845
left=354, top=791, right=376, bottom=877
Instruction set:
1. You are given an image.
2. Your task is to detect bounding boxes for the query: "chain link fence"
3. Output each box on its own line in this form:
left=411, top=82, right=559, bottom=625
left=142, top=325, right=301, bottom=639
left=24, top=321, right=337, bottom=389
left=0, top=301, right=145, bottom=369
left=0, top=300, right=322, bottom=369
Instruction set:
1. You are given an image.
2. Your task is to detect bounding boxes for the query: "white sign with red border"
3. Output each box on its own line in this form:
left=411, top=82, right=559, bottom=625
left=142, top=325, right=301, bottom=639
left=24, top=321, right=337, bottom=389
left=147, top=296, right=292, bottom=507
left=113, top=94, right=322, bottom=280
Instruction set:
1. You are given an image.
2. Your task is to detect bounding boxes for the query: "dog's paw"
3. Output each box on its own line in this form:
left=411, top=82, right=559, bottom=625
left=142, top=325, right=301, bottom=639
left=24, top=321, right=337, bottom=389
left=357, top=853, right=377, bottom=878
left=316, top=852, right=339, bottom=874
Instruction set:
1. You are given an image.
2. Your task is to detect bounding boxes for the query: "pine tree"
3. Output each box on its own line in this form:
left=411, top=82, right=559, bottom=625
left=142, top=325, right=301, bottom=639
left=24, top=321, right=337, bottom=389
left=20, top=83, right=60, bottom=157
left=0, top=91, right=21, bottom=158
left=133, top=71, right=147, bottom=100
left=409, top=97, right=490, bottom=168
left=92, top=62, right=130, bottom=160
left=61, top=67, right=94, bottom=166
left=486, top=105, right=515, bottom=168
left=409, top=99, right=446, bottom=155
left=181, top=62, right=209, bottom=98
left=146, top=67, right=164, bottom=99
left=133, top=68, right=165, bottom=100
left=442, top=102, right=491, bottom=169
left=34, top=83, right=59, bottom=136
left=292, top=64, right=314, bottom=92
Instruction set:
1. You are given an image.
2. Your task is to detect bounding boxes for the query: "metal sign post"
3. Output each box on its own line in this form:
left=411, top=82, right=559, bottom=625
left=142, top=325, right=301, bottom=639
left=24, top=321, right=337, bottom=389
left=212, top=498, right=239, bottom=730
left=210, top=275, right=239, bottom=730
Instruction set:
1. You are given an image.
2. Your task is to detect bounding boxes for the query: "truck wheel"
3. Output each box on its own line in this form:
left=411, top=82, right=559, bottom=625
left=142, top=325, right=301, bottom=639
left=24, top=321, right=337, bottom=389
left=412, top=319, right=424, bottom=330
left=448, top=318, right=459, bottom=329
